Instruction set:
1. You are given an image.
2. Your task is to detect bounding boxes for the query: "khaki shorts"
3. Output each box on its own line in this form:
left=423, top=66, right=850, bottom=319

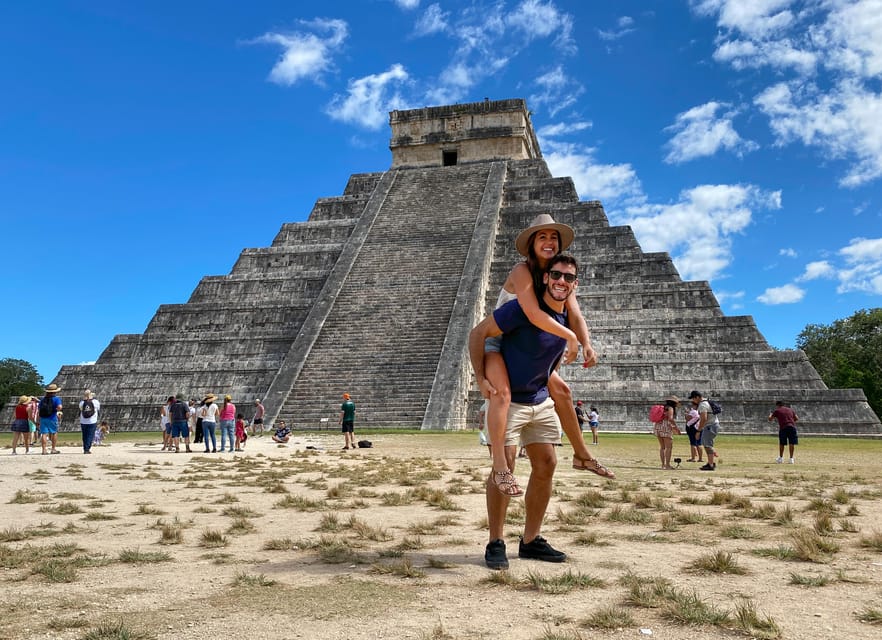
left=503, top=398, right=561, bottom=447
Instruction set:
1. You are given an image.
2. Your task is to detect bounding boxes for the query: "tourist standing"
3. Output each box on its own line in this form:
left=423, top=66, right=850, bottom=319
left=588, top=405, right=600, bottom=445
left=160, top=396, right=174, bottom=451
left=168, top=394, right=192, bottom=453
left=78, top=389, right=100, bottom=454
left=769, top=401, right=799, bottom=464
left=252, top=399, right=265, bottom=435
left=38, top=384, right=63, bottom=455
left=11, top=395, right=31, bottom=454
left=219, top=395, right=236, bottom=452
left=339, top=393, right=356, bottom=450
left=653, top=396, right=681, bottom=470
left=689, top=390, right=720, bottom=471
left=200, top=394, right=219, bottom=453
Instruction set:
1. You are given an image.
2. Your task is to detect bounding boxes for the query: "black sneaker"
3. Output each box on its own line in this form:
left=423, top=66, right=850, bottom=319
left=484, top=539, right=509, bottom=570
left=518, top=536, right=566, bottom=562
left=699, top=463, right=716, bottom=471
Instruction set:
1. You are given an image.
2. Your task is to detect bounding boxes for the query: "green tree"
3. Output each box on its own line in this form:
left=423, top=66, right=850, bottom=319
left=797, top=308, right=882, bottom=419
left=0, top=358, right=44, bottom=402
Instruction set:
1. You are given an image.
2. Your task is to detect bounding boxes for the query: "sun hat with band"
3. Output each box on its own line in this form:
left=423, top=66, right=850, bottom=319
left=514, top=213, right=575, bottom=257
left=18, top=395, right=29, bottom=405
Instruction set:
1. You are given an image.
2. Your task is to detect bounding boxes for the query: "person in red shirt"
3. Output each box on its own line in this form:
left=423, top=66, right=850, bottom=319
left=768, top=401, right=799, bottom=464
left=11, top=395, right=31, bottom=454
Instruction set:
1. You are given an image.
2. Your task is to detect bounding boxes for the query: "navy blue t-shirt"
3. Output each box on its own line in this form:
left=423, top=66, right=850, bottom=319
left=493, top=298, right=568, bottom=405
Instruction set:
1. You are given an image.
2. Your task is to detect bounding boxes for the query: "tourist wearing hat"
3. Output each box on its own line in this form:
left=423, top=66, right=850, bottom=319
left=38, top=384, right=63, bottom=455
left=10, top=395, right=31, bottom=454
left=200, top=394, right=219, bottom=453
left=477, top=214, right=614, bottom=497
left=219, top=394, right=236, bottom=453
left=78, top=389, right=101, bottom=455
left=339, top=393, right=356, bottom=450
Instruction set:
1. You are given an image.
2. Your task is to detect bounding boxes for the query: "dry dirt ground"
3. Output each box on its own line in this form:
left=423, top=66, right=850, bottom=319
left=1, top=432, right=881, bottom=640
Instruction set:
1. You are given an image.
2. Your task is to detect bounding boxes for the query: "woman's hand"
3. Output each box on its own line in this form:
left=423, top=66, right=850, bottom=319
left=479, top=377, right=498, bottom=399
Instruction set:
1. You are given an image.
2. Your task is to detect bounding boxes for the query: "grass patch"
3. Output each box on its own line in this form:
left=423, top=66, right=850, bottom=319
left=720, top=524, right=761, bottom=539
left=275, top=494, right=324, bottom=511
left=606, top=505, right=652, bottom=524
left=788, top=572, right=831, bottom=587
left=369, top=557, right=426, bottom=578
left=790, top=528, right=839, bottom=563
left=226, top=517, right=256, bottom=535
left=523, top=569, right=605, bottom=594
left=691, top=550, right=748, bottom=575
left=858, top=530, right=882, bottom=551
left=732, top=598, right=782, bottom=639
left=118, top=549, right=172, bottom=564
left=159, top=524, right=183, bottom=544
left=200, top=529, right=229, bottom=548
left=83, top=619, right=155, bottom=640
left=263, top=537, right=299, bottom=551
left=856, top=606, right=882, bottom=625
left=581, top=605, right=635, bottom=629
left=39, top=501, right=84, bottom=515
left=232, top=571, right=276, bottom=587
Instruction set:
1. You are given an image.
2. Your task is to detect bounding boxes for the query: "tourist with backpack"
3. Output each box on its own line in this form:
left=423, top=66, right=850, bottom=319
left=689, top=390, right=720, bottom=471
left=78, top=389, right=100, bottom=454
left=37, top=383, right=63, bottom=454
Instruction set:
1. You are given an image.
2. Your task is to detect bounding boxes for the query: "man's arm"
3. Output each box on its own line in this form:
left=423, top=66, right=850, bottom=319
left=468, top=314, right=503, bottom=397
left=697, top=409, right=708, bottom=431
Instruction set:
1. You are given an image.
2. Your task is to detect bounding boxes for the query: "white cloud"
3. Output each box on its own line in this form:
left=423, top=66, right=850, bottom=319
left=779, top=248, right=797, bottom=257
left=714, top=289, right=745, bottom=304
left=598, top=15, right=636, bottom=41
left=617, top=184, right=782, bottom=282
left=414, top=3, right=448, bottom=36
left=537, top=121, right=592, bottom=137
left=758, top=283, right=806, bottom=304
left=755, top=80, right=882, bottom=187
left=664, top=101, right=758, bottom=163
left=506, top=0, right=576, bottom=53
left=691, top=0, right=795, bottom=39
left=837, top=236, right=882, bottom=294
left=797, top=260, right=835, bottom=281
left=394, top=0, right=420, bottom=9
left=250, top=18, right=348, bottom=86
left=423, top=0, right=575, bottom=104
left=693, top=1, right=882, bottom=187
left=542, top=140, right=643, bottom=204
left=529, top=66, right=584, bottom=116
left=326, top=64, right=410, bottom=129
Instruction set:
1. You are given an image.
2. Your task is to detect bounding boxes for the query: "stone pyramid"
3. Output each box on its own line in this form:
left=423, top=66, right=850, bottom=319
left=31, top=99, right=881, bottom=435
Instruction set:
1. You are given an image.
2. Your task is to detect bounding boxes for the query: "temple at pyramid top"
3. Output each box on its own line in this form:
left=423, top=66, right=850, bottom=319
left=389, top=98, right=541, bottom=167
left=13, top=98, right=880, bottom=436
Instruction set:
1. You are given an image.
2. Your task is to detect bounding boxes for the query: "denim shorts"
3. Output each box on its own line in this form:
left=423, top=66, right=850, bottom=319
left=778, top=426, right=798, bottom=445
left=484, top=335, right=502, bottom=353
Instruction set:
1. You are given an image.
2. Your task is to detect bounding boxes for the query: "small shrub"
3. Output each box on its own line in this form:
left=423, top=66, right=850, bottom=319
left=858, top=530, right=882, bottom=551
left=200, top=529, right=229, bottom=548
left=118, top=549, right=172, bottom=564
left=691, top=550, right=748, bottom=575
left=232, top=571, right=275, bottom=587
left=788, top=572, right=831, bottom=587
left=581, top=605, right=635, bottom=629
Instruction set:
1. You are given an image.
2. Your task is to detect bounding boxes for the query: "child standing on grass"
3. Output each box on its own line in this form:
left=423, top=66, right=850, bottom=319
left=235, top=413, right=247, bottom=451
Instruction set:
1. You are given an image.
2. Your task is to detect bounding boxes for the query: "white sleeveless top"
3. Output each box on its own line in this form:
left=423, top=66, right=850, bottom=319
left=495, top=288, right=518, bottom=309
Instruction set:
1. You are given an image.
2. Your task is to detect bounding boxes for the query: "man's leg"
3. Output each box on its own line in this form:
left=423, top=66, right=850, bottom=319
left=487, top=445, right=518, bottom=541
left=522, top=443, right=557, bottom=544
left=50, top=432, right=58, bottom=453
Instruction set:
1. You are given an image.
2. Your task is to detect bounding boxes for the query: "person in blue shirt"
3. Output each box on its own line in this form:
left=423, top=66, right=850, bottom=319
left=469, top=254, right=581, bottom=570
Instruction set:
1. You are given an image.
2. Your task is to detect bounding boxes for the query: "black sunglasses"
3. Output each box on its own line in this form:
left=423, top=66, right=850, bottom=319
left=548, top=269, right=576, bottom=283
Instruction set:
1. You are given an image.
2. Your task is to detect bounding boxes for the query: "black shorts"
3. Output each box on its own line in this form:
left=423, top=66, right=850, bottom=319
left=779, top=426, right=798, bottom=445
left=341, top=420, right=354, bottom=433
left=253, top=418, right=263, bottom=425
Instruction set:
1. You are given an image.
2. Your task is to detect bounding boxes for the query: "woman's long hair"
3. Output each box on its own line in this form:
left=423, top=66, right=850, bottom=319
left=525, top=230, right=561, bottom=296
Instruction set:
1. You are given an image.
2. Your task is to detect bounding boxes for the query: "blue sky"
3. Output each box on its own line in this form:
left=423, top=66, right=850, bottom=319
left=3, top=0, right=881, bottom=384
